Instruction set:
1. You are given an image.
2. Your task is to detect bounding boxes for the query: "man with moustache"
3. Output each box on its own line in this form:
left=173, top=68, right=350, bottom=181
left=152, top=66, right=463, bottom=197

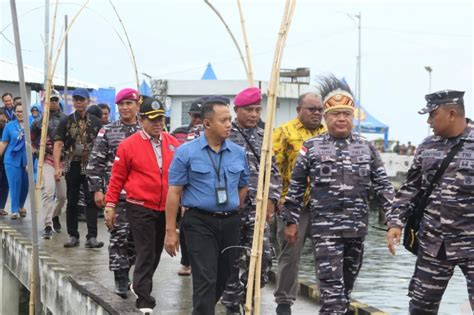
left=104, top=96, right=179, bottom=314
left=87, top=88, right=141, bottom=298
left=273, top=92, right=327, bottom=314
left=164, top=96, right=249, bottom=315
left=221, top=87, right=282, bottom=314
left=387, top=90, right=474, bottom=314
left=282, top=75, right=394, bottom=315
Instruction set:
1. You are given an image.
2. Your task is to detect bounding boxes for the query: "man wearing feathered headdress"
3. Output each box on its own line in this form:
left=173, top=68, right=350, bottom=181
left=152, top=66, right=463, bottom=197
left=280, top=75, right=394, bottom=314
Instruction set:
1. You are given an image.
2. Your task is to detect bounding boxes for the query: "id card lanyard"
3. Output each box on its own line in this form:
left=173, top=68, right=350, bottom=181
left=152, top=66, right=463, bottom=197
left=206, top=148, right=228, bottom=205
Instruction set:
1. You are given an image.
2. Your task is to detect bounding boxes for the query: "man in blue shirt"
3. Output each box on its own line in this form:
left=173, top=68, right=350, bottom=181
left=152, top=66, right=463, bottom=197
left=165, top=96, right=249, bottom=315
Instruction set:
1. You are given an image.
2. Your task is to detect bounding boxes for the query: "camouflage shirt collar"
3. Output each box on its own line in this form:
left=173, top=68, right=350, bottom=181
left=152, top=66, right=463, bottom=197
left=324, top=132, right=355, bottom=144
left=460, top=118, right=474, bottom=141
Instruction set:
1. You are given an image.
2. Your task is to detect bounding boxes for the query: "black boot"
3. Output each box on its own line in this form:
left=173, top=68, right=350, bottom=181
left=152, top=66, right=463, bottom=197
left=114, top=269, right=128, bottom=298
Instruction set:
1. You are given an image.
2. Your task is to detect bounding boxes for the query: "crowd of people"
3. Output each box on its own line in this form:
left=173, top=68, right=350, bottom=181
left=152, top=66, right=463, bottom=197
left=0, top=78, right=472, bottom=315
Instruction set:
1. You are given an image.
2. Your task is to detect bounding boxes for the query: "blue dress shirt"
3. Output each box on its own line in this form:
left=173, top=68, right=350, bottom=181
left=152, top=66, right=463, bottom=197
left=169, top=135, right=250, bottom=212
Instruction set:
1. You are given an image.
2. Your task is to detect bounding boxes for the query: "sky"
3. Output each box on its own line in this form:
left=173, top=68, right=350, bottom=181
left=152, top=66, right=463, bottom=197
left=0, top=0, right=472, bottom=145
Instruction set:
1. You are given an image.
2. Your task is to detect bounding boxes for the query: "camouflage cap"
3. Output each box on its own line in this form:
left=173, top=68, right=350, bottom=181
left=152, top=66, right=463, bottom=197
left=418, top=89, right=465, bottom=114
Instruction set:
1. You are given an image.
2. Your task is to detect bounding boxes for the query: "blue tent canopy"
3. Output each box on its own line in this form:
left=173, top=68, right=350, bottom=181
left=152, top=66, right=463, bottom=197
left=353, top=104, right=389, bottom=149
left=201, top=63, right=217, bottom=80
left=340, top=77, right=389, bottom=148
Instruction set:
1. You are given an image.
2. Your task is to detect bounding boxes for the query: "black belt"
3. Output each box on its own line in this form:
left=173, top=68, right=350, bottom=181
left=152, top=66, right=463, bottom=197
left=189, top=207, right=238, bottom=218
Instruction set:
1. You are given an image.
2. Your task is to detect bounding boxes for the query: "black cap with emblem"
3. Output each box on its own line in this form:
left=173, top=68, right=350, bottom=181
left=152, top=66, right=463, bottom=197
left=418, top=89, right=465, bottom=114
left=189, top=96, right=210, bottom=114
left=139, top=96, right=165, bottom=119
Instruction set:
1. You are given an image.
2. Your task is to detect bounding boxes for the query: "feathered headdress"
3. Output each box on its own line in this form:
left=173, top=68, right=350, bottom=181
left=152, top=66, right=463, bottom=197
left=317, top=74, right=355, bottom=113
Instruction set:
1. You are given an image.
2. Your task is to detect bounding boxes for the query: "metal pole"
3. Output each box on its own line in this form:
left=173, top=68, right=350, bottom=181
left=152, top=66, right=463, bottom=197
left=357, top=12, right=362, bottom=134
left=44, top=0, right=49, bottom=89
left=9, top=1, right=41, bottom=314
left=64, top=14, right=68, bottom=108
left=425, top=66, right=433, bottom=136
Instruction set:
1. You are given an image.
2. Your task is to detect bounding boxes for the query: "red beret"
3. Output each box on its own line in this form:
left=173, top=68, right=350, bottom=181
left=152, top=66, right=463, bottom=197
left=115, top=88, right=139, bottom=104
left=234, top=87, right=262, bottom=107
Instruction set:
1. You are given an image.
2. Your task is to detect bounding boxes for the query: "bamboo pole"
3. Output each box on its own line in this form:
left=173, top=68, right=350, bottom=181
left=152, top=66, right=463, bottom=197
left=245, top=1, right=297, bottom=313
left=204, top=0, right=249, bottom=80
left=36, top=0, right=90, bottom=192
left=31, top=1, right=89, bottom=313
left=9, top=1, right=42, bottom=314
left=236, top=0, right=254, bottom=86
left=109, top=0, right=140, bottom=91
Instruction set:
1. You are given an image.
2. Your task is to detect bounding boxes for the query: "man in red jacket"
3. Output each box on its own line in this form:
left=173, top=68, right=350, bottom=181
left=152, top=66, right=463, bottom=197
left=104, top=96, right=179, bottom=315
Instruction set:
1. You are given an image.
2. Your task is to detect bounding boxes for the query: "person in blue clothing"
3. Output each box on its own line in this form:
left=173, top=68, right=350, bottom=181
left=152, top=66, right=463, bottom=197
left=0, top=109, right=9, bottom=216
left=1, top=92, right=15, bottom=122
left=164, top=96, right=250, bottom=315
left=0, top=104, right=29, bottom=219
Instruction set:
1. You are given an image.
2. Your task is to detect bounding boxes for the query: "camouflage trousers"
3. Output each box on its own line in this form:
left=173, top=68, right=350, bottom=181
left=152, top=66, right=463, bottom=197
left=221, top=205, right=273, bottom=308
left=313, top=237, right=364, bottom=315
left=409, top=249, right=474, bottom=314
left=109, top=202, right=136, bottom=271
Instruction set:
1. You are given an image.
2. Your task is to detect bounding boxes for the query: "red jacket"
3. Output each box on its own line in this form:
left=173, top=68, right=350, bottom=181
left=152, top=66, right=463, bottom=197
left=105, top=130, right=179, bottom=211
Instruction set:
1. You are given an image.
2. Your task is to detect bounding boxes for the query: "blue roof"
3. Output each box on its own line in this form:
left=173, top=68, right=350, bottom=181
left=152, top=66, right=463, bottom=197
left=140, top=79, right=152, bottom=96
left=201, top=63, right=217, bottom=80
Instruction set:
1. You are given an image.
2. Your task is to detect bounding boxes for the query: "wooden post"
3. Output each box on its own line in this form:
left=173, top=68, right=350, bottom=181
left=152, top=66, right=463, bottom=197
left=236, top=0, right=254, bottom=86
left=245, top=1, right=297, bottom=314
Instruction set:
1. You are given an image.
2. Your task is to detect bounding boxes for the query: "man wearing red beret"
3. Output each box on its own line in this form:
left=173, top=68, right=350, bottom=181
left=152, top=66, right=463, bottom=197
left=87, top=88, right=142, bottom=298
left=221, top=87, right=282, bottom=314
left=105, top=96, right=179, bottom=314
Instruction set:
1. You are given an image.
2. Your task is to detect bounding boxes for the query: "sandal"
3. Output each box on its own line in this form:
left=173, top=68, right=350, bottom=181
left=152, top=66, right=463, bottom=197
left=0, top=209, right=8, bottom=216
left=177, top=265, right=191, bottom=276
left=11, top=213, right=19, bottom=220
left=20, top=208, right=27, bottom=217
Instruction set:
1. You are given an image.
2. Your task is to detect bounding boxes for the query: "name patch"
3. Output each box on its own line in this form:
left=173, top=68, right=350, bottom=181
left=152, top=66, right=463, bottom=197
left=458, top=150, right=474, bottom=160
left=459, top=160, right=474, bottom=170
left=348, top=144, right=371, bottom=157
left=314, top=144, right=336, bottom=156
left=421, top=150, right=443, bottom=159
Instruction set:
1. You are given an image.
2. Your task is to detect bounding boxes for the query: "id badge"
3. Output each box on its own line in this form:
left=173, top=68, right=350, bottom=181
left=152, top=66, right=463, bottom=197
left=216, top=187, right=228, bottom=205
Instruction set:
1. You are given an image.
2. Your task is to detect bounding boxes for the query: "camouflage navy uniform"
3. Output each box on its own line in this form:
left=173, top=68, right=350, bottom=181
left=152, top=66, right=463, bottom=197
left=86, top=120, right=141, bottom=271
left=388, top=119, right=474, bottom=314
left=221, top=120, right=282, bottom=309
left=282, top=132, right=394, bottom=314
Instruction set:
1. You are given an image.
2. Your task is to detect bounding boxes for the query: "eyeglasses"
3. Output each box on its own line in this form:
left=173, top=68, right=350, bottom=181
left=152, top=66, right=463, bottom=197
left=300, top=107, right=324, bottom=113
left=50, top=97, right=59, bottom=102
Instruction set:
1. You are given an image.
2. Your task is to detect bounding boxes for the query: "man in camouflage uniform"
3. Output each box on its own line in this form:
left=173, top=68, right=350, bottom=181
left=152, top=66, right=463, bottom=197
left=387, top=90, right=474, bottom=314
left=273, top=92, right=327, bottom=315
left=86, top=88, right=141, bottom=298
left=282, top=75, right=394, bottom=315
left=221, top=87, right=282, bottom=315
